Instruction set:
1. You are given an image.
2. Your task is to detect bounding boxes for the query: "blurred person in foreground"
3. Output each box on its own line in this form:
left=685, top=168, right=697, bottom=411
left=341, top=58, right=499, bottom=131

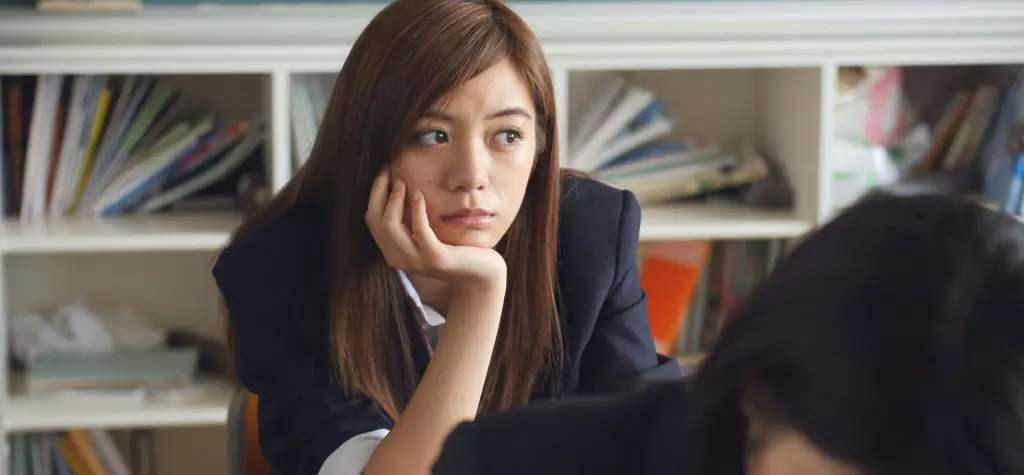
left=434, top=193, right=1024, bottom=475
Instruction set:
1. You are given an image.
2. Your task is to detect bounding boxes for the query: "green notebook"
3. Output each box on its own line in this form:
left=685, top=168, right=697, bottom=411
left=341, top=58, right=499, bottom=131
left=28, top=347, right=200, bottom=393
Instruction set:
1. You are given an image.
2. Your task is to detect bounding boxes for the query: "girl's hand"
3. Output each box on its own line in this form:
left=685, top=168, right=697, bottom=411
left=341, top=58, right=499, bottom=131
left=365, top=170, right=507, bottom=291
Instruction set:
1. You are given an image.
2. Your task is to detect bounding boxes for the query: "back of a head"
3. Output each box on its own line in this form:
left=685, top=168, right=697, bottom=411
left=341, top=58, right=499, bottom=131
left=687, top=194, right=1024, bottom=475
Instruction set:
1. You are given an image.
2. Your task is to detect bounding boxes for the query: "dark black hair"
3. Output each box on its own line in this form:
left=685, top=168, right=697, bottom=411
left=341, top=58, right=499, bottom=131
left=686, top=193, right=1024, bottom=475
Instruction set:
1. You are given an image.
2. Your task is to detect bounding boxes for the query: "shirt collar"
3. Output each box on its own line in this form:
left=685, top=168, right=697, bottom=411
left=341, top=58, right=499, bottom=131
left=397, top=270, right=446, bottom=327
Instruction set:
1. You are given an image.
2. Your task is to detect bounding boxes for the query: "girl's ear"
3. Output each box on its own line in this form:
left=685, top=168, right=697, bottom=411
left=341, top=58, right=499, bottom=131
left=740, top=388, right=757, bottom=419
left=739, top=383, right=779, bottom=435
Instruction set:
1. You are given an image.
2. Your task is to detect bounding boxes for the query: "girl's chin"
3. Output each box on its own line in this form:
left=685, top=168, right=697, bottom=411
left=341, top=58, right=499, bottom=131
left=436, top=230, right=502, bottom=249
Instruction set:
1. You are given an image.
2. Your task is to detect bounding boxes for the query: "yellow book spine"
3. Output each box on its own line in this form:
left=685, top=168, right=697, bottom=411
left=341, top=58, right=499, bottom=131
left=68, top=429, right=109, bottom=475
left=57, top=434, right=89, bottom=475
left=69, top=86, right=111, bottom=213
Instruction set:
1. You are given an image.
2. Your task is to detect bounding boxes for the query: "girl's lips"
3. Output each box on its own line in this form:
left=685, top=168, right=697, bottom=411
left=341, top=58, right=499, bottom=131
left=441, top=214, right=495, bottom=225
left=441, top=207, right=495, bottom=225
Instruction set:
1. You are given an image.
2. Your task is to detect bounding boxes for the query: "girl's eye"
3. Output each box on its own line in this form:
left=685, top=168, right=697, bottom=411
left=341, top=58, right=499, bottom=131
left=495, top=128, right=524, bottom=146
left=417, top=130, right=449, bottom=146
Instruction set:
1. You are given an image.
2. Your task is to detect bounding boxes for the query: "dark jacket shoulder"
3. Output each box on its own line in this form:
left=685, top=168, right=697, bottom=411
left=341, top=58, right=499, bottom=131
left=556, top=175, right=642, bottom=312
left=212, top=201, right=334, bottom=390
left=559, top=174, right=639, bottom=244
left=555, top=176, right=676, bottom=394
left=213, top=201, right=367, bottom=475
left=214, top=202, right=330, bottom=282
left=433, top=380, right=690, bottom=475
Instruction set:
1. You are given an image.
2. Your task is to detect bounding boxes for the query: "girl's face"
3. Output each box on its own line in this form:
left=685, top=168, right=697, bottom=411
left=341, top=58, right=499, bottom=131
left=390, top=58, right=538, bottom=249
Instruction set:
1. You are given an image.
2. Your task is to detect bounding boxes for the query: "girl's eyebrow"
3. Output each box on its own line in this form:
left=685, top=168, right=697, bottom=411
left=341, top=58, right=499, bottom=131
left=423, top=106, right=532, bottom=122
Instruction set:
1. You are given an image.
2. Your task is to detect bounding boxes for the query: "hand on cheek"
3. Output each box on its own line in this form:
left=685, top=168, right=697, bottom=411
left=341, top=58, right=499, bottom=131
left=365, top=169, right=507, bottom=288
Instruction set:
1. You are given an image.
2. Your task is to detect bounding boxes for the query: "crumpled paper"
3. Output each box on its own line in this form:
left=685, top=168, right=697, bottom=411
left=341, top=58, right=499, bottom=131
left=9, top=300, right=166, bottom=366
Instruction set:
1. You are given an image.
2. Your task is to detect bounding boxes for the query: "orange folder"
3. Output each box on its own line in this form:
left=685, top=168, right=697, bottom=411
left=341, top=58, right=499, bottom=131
left=640, top=240, right=711, bottom=355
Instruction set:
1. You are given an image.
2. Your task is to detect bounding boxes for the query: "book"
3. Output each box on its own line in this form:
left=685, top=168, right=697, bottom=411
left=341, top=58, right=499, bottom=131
left=569, top=76, right=659, bottom=171
left=640, top=240, right=711, bottom=355
left=28, top=347, right=199, bottom=393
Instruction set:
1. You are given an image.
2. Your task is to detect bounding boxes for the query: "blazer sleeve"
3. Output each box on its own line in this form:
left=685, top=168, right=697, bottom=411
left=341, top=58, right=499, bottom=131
left=578, top=189, right=681, bottom=393
left=213, top=242, right=393, bottom=475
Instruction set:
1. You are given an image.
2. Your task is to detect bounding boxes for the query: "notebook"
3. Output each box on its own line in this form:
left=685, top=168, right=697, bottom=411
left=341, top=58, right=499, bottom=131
left=27, top=347, right=199, bottom=393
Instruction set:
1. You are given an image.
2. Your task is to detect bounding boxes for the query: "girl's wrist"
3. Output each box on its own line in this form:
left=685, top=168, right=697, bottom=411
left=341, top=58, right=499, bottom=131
left=449, top=278, right=506, bottom=317
left=452, top=272, right=506, bottom=299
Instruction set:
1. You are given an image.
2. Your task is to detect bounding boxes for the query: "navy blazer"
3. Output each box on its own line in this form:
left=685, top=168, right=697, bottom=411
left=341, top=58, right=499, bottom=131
left=212, top=176, right=680, bottom=475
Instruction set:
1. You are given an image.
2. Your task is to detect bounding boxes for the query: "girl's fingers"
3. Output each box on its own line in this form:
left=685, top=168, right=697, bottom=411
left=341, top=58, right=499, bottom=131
left=410, top=189, right=445, bottom=257
left=365, top=169, right=390, bottom=227
left=367, top=172, right=444, bottom=273
left=381, top=178, right=419, bottom=259
left=383, top=178, right=406, bottom=227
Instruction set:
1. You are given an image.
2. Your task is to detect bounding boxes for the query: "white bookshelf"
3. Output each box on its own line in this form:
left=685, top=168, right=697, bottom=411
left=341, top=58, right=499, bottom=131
left=1, top=2, right=1023, bottom=475
left=0, top=214, right=240, bottom=254
left=638, top=203, right=809, bottom=241
left=7, top=375, right=233, bottom=432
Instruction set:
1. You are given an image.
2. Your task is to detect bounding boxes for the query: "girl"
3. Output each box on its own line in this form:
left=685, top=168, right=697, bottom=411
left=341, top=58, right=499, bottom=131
left=212, top=1, right=678, bottom=475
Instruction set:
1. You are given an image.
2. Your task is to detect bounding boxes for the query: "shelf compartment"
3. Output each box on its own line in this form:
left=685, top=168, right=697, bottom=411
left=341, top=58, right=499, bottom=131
left=6, top=375, right=234, bottom=432
left=5, top=251, right=225, bottom=344
left=0, top=213, right=240, bottom=254
left=567, top=66, right=824, bottom=236
left=823, top=63, right=1024, bottom=220
left=0, top=73, right=269, bottom=223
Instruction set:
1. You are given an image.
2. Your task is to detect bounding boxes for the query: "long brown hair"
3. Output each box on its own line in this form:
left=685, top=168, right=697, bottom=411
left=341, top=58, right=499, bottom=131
left=223, top=0, right=564, bottom=421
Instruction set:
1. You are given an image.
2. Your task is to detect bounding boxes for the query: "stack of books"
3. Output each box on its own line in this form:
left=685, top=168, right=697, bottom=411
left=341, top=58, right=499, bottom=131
left=567, top=74, right=771, bottom=206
